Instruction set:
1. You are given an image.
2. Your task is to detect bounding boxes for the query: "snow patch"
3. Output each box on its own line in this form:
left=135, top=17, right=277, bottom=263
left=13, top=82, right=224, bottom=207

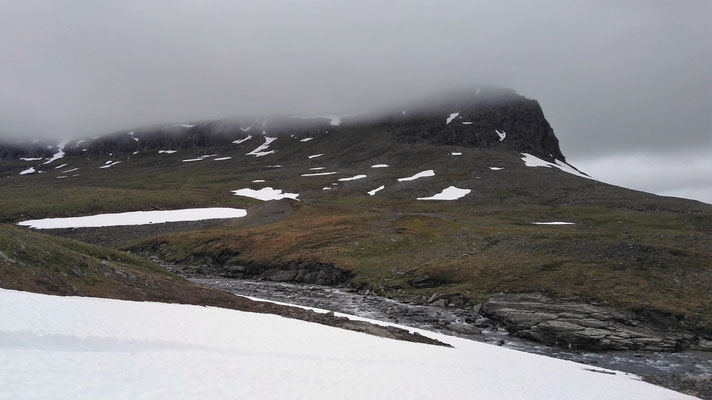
left=99, top=161, right=121, bottom=169
left=182, top=154, right=217, bottom=162
left=462, top=121, right=473, bottom=125
left=62, top=168, right=79, bottom=173
left=496, top=129, right=506, bottom=141
left=300, top=137, right=314, bottom=142
left=521, top=153, right=592, bottom=179
left=42, top=148, right=65, bottom=165
left=54, top=164, right=68, bottom=169
left=240, top=127, right=252, bottom=132
left=532, top=222, right=575, bottom=225
left=213, top=157, right=232, bottom=161
left=370, top=164, right=389, bottom=168
left=368, top=185, right=385, bottom=196
left=417, top=186, right=471, bottom=201
left=446, top=112, right=459, bottom=124
left=232, top=135, right=252, bottom=144
left=252, top=179, right=266, bottom=183
left=397, top=170, right=435, bottom=182
left=159, top=150, right=178, bottom=154
left=301, top=172, right=338, bottom=177
left=450, top=152, right=462, bottom=156
left=18, top=208, right=247, bottom=229
left=338, top=174, right=367, bottom=182
left=20, top=157, right=42, bottom=161
left=174, top=124, right=196, bottom=128
left=308, top=153, right=324, bottom=159
left=489, top=167, right=503, bottom=171
left=309, top=167, right=326, bottom=170
left=232, top=187, right=299, bottom=201
left=19, top=167, right=36, bottom=175
left=0, top=289, right=683, bottom=400
left=246, top=137, right=277, bottom=157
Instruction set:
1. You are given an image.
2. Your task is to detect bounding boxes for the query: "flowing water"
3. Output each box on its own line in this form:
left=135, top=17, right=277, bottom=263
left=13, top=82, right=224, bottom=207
left=193, top=277, right=711, bottom=394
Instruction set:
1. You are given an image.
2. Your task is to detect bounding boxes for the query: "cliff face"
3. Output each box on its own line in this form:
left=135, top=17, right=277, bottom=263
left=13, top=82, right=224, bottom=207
left=380, top=88, right=565, bottom=160
left=0, top=88, right=565, bottom=161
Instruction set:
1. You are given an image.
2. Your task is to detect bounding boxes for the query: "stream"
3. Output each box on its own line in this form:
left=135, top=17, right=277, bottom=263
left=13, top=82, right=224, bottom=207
left=193, top=276, right=711, bottom=392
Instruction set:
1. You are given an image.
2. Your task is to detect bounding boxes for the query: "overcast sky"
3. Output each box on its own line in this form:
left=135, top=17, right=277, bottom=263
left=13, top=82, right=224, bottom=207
left=1, top=1, right=710, bottom=202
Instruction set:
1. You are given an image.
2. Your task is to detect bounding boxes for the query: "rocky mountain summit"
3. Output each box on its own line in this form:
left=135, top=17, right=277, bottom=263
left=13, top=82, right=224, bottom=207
left=1, top=87, right=564, bottom=163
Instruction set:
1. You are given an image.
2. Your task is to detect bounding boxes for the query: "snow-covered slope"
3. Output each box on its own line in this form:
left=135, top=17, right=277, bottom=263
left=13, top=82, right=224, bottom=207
left=0, top=289, right=690, bottom=400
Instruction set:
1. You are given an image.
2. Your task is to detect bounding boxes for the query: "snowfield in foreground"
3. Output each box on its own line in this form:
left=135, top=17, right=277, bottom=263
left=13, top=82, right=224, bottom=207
left=17, top=208, right=247, bottom=229
left=0, top=289, right=689, bottom=400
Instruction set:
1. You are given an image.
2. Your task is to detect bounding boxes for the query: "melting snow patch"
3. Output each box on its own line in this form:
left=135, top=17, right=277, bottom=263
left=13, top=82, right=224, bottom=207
left=338, top=174, right=367, bottom=182
left=182, top=154, right=217, bottom=162
left=309, top=167, right=326, bottom=170
left=18, top=208, right=248, bottom=229
left=489, top=167, right=503, bottom=171
left=368, top=185, right=385, bottom=196
left=308, top=153, right=324, bottom=159
left=43, top=149, right=65, bottom=165
left=496, top=129, right=506, bottom=141
left=159, top=150, right=178, bottom=154
left=232, top=187, right=299, bottom=201
left=127, top=132, right=139, bottom=142
left=450, top=152, right=462, bottom=156
left=20, top=157, right=42, bottom=161
left=54, top=164, right=68, bottom=169
left=99, top=161, right=121, bottom=169
left=521, top=153, right=592, bottom=179
left=252, top=179, right=266, bottom=183
left=232, top=135, right=252, bottom=144
left=174, top=124, right=196, bottom=128
left=446, top=112, right=459, bottom=124
left=0, top=290, right=680, bottom=400
left=268, top=165, right=282, bottom=168
left=371, top=164, right=389, bottom=168
left=246, top=137, right=277, bottom=157
left=302, top=172, right=338, bottom=177
left=532, top=222, right=575, bottom=225
left=56, top=176, right=67, bottom=179
left=240, top=127, right=252, bottom=132
left=462, top=121, right=473, bottom=125
left=19, top=167, right=36, bottom=175
left=213, top=157, right=232, bottom=161
left=322, top=187, right=331, bottom=191
left=62, top=168, right=79, bottom=173
left=300, top=137, right=314, bottom=142
left=417, top=186, right=471, bottom=201
left=398, top=170, right=435, bottom=182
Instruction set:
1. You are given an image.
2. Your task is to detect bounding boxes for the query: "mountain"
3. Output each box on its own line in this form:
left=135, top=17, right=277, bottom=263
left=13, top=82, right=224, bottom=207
left=1, top=87, right=711, bottom=353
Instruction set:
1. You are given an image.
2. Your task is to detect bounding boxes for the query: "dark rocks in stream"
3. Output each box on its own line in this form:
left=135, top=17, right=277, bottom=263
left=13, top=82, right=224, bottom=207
left=481, top=293, right=708, bottom=352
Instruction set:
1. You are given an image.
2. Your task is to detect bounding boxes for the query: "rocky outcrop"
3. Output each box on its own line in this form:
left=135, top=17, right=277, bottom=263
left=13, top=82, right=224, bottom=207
left=481, top=293, right=702, bottom=351
left=383, top=88, right=565, bottom=161
left=170, top=258, right=353, bottom=286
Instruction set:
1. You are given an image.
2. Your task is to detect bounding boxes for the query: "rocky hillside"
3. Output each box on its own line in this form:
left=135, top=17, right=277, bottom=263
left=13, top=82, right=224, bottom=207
left=1, top=88, right=563, bottom=162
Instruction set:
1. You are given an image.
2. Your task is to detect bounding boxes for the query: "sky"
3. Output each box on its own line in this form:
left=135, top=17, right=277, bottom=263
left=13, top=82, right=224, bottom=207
left=0, top=0, right=710, bottom=203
